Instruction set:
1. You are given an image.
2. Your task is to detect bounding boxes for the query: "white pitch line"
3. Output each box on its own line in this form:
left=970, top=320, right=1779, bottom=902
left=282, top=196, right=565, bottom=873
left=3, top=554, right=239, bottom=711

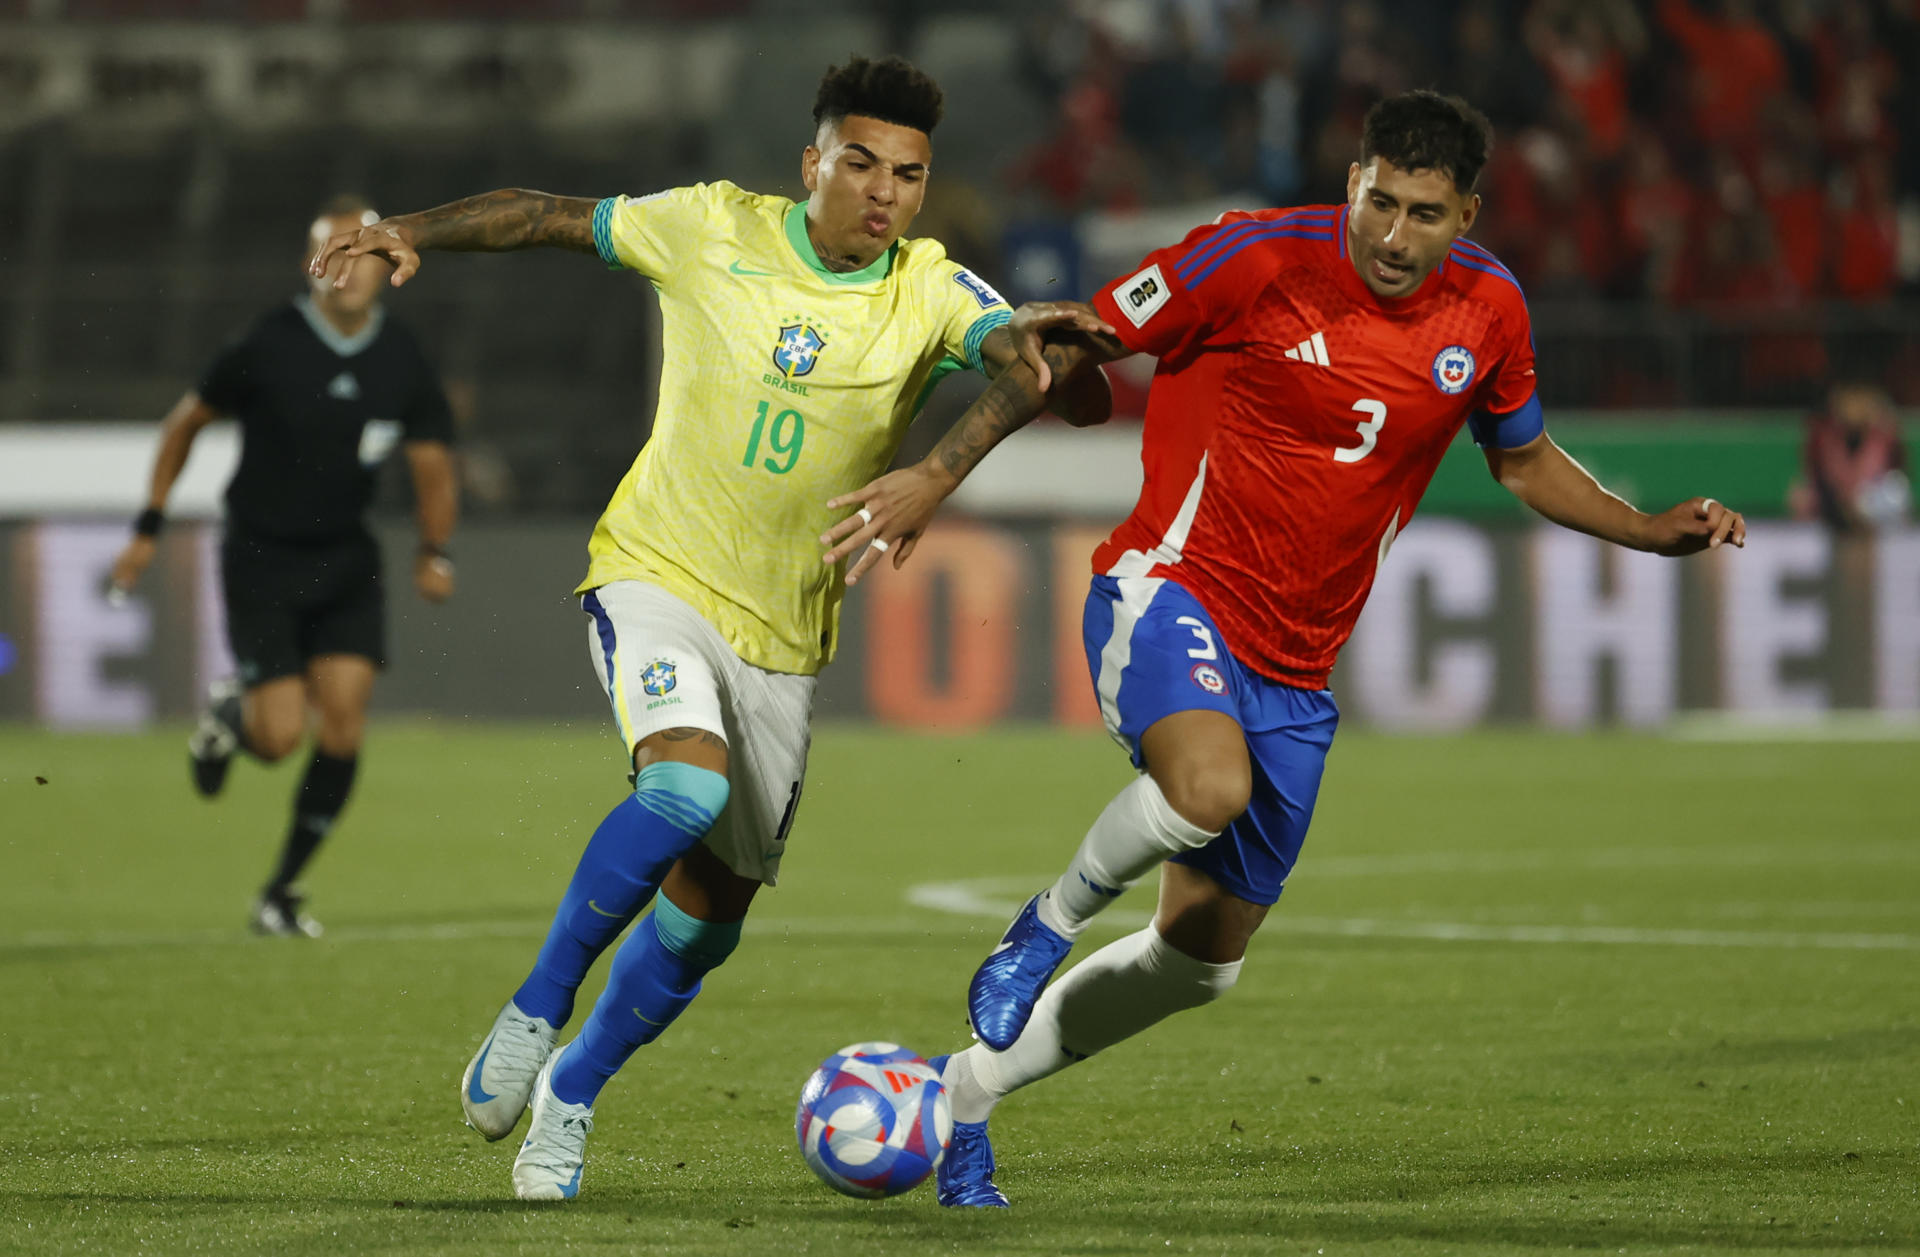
left=1270, top=916, right=1920, bottom=951
left=903, top=879, right=1920, bottom=952
left=1665, top=713, right=1920, bottom=743
left=0, top=915, right=978, bottom=955
left=1306, top=839, right=1920, bottom=879
left=6, top=846, right=1915, bottom=954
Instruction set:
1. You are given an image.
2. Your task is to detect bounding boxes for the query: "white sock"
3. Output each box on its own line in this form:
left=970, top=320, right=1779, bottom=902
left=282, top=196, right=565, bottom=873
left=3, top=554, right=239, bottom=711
left=1034, top=774, right=1217, bottom=938
left=946, top=925, right=1240, bottom=1123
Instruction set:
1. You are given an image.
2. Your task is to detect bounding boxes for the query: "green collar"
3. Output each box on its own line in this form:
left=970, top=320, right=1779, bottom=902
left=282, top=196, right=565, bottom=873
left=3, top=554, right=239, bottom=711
left=784, top=201, right=895, bottom=283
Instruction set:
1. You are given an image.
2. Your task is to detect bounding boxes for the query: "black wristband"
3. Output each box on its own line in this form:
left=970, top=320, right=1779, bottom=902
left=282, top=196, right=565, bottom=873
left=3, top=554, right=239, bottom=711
left=418, top=542, right=451, bottom=561
left=134, top=508, right=164, bottom=537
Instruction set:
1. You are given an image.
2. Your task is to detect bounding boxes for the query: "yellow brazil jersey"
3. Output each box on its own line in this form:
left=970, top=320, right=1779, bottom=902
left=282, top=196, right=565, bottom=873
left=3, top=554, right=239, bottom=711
left=579, top=181, right=1012, bottom=675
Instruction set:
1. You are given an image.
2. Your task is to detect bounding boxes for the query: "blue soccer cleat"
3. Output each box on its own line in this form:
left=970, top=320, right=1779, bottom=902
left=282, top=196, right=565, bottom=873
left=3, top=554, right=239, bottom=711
left=929, top=1055, right=1008, bottom=1208
left=967, top=894, right=1074, bottom=1051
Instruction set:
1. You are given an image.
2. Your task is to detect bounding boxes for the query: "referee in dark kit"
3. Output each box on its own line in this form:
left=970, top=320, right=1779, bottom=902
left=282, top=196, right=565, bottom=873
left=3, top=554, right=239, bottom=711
left=111, top=195, right=459, bottom=938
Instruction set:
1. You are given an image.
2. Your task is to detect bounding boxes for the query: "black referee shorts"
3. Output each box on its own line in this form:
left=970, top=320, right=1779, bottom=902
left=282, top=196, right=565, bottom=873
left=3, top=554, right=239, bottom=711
left=221, top=528, right=386, bottom=685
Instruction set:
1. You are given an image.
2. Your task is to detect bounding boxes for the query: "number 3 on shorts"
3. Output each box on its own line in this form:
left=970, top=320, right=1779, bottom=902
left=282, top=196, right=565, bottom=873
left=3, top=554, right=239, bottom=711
left=1175, top=615, right=1217, bottom=660
left=1335, top=398, right=1387, bottom=464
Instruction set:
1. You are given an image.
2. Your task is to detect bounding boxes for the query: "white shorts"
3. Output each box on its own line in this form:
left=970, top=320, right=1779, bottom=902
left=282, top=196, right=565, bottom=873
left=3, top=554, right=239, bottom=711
left=582, top=580, right=816, bottom=886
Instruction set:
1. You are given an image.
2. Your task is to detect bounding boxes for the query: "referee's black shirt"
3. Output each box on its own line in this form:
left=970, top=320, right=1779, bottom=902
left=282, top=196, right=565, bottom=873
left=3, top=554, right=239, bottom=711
left=197, top=296, right=454, bottom=543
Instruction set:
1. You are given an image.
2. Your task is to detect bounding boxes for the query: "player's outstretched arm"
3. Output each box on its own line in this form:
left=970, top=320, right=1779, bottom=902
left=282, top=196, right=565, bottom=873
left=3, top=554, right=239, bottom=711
left=822, top=304, right=1132, bottom=586
left=307, top=190, right=601, bottom=288
left=979, top=302, right=1119, bottom=428
left=405, top=440, right=459, bottom=603
left=1487, top=433, right=1746, bottom=555
left=109, top=391, right=223, bottom=599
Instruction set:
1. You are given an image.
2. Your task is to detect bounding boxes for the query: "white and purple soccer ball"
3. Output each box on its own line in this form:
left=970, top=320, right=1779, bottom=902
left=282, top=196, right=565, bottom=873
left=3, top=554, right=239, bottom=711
left=794, top=1042, right=952, bottom=1199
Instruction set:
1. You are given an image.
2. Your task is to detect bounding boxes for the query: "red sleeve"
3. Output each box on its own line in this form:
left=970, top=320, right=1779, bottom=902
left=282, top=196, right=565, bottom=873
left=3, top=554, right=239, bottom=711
left=1475, top=299, right=1538, bottom=416
left=1465, top=296, right=1544, bottom=448
left=1090, top=214, right=1272, bottom=362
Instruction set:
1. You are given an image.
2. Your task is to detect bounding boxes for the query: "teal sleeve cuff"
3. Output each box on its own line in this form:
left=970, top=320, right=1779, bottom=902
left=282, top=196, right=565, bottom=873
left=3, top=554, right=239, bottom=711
left=592, top=196, right=621, bottom=270
left=962, top=308, right=1013, bottom=375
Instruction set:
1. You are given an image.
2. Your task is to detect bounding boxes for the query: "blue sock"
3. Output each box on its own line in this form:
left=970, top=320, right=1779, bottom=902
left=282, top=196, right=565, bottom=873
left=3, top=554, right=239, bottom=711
left=549, top=895, right=742, bottom=1107
left=512, top=762, right=729, bottom=1027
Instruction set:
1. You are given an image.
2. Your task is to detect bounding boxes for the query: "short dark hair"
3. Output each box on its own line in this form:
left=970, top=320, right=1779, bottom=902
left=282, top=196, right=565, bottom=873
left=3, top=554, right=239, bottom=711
left=812, top=55, right=943, bottom=137
left=1360, top=91, right=1494, bottom=192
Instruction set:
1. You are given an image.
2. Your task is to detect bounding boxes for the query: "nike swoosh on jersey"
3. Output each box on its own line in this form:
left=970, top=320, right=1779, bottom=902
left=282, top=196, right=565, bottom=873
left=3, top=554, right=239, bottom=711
left=632, top=1008, right=668, bottom=1026
left=729, top=260, right=778, bottom=276
left=586, top=899, right=623, bottom=918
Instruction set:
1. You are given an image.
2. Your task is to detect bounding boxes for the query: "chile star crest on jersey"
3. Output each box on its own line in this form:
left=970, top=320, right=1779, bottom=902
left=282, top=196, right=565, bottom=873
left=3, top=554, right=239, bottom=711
left=1431, top=345, right=1477, bottom=395
left=773, top=323, right=827, bottom=379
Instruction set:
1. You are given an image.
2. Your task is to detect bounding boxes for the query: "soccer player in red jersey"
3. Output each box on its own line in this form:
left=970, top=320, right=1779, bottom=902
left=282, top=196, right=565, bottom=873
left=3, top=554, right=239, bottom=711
left=823, top=91, right=1747, bottom=1207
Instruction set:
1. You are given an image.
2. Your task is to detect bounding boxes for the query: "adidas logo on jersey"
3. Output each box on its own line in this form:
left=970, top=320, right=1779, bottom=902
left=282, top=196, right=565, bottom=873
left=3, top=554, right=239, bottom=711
left=1282, top=332, right=1331, bottom=367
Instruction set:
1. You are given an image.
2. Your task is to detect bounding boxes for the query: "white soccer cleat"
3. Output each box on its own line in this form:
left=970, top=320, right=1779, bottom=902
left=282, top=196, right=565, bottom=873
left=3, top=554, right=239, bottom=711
left=249, top=887, right=322, bottom=938
left=460, top=1001, right=559, bottom=1141
left=511, top=1049, right=593, bottom=1201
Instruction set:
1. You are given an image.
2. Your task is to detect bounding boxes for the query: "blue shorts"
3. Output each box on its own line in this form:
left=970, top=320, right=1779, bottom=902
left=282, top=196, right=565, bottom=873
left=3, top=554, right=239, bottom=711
left=1082, top=574, right=1339, bottom=905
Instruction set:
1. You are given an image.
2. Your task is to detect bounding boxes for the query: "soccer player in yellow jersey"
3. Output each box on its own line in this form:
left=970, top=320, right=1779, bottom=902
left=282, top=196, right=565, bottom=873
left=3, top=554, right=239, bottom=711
left=310, top=56, right=1110, bottom=1200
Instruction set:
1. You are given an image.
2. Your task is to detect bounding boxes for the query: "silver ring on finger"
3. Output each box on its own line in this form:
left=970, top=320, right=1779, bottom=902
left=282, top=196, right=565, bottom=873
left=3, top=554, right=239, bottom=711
left=869, top=537, right=891, bottom=553
left=857, top=507, right=873, bottom=526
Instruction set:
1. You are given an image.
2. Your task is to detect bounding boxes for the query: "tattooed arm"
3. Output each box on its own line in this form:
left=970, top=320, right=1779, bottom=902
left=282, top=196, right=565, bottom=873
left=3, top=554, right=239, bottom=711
left=819, top=303, right=1134, bottom=586
left=306, top=190, right=600, bottom=288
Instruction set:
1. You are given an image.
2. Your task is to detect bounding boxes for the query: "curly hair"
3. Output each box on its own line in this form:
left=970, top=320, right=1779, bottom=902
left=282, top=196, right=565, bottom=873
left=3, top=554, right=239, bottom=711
left=812, top=55, right=944, bottom=136
left=1361, top=91, right=1494, bottom=192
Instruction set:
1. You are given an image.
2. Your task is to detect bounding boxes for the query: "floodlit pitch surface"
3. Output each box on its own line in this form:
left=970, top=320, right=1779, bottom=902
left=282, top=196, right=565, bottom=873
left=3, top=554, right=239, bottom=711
left=2, top=723, right=1915, bottom=1256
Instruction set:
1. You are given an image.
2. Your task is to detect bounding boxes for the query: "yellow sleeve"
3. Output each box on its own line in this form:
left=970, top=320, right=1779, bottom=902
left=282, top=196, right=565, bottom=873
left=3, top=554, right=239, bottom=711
left=591, top=185, right=714, bottom=282
left=934, top=263, right=1014, bottom=375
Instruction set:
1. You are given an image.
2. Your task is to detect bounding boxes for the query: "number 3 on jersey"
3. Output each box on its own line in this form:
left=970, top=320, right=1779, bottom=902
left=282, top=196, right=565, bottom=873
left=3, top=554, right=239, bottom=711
left=1334, top=398, right=1387, bottom=464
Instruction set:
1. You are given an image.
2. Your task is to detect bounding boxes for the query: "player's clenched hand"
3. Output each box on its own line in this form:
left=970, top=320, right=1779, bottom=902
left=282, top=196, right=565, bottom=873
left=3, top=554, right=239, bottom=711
left=1009, top=301, right=1115, bottom=392
left=108, top=536, right=156, bottom=601
left=308, top=219, right=420, bottom=289
left=1642, top=497, right=1746, bottom=556
left=414, top=553, right=455, bottom=603
left=820, top=463, right=956, bottom=587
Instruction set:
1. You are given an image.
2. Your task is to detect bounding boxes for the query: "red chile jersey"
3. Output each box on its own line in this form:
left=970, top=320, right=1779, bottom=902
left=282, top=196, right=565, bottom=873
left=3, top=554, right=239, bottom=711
left=1088, top=204, right=1544, bottom=689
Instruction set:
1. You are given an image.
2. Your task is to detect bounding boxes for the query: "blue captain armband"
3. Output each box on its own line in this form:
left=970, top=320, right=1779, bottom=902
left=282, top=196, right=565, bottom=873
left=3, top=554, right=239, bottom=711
left=1468, top=393, right=1545, bottom=449
left=962, top=308, right=1012, bottom=375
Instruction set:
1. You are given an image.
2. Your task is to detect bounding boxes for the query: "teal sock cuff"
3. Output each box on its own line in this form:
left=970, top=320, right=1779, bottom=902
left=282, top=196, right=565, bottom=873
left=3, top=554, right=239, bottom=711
left=651, top=895, right=743, bottom=969
left=632, top=762, right=730, bottom=838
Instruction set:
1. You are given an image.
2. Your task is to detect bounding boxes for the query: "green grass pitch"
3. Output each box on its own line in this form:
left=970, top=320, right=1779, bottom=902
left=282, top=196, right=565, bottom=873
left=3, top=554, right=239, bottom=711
left=2, top=723, right=1916, bottom=1256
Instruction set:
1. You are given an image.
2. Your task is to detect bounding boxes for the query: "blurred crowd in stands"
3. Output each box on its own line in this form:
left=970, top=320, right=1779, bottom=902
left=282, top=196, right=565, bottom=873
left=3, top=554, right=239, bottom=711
left=1005, top=0, right=1918, bottom=306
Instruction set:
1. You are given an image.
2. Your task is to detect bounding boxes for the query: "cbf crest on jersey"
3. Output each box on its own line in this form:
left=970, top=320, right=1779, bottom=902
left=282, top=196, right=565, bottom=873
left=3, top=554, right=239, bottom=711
left=640, top=659, right=678, bottom=697
left=1431, top=345, right=1477, bottom=395
left=774, top=323, right=827, bottom=379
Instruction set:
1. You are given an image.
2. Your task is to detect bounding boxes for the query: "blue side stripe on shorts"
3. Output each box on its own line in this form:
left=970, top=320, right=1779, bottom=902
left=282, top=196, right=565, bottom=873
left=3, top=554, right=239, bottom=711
left=583, top=590, right=618, bottom=700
